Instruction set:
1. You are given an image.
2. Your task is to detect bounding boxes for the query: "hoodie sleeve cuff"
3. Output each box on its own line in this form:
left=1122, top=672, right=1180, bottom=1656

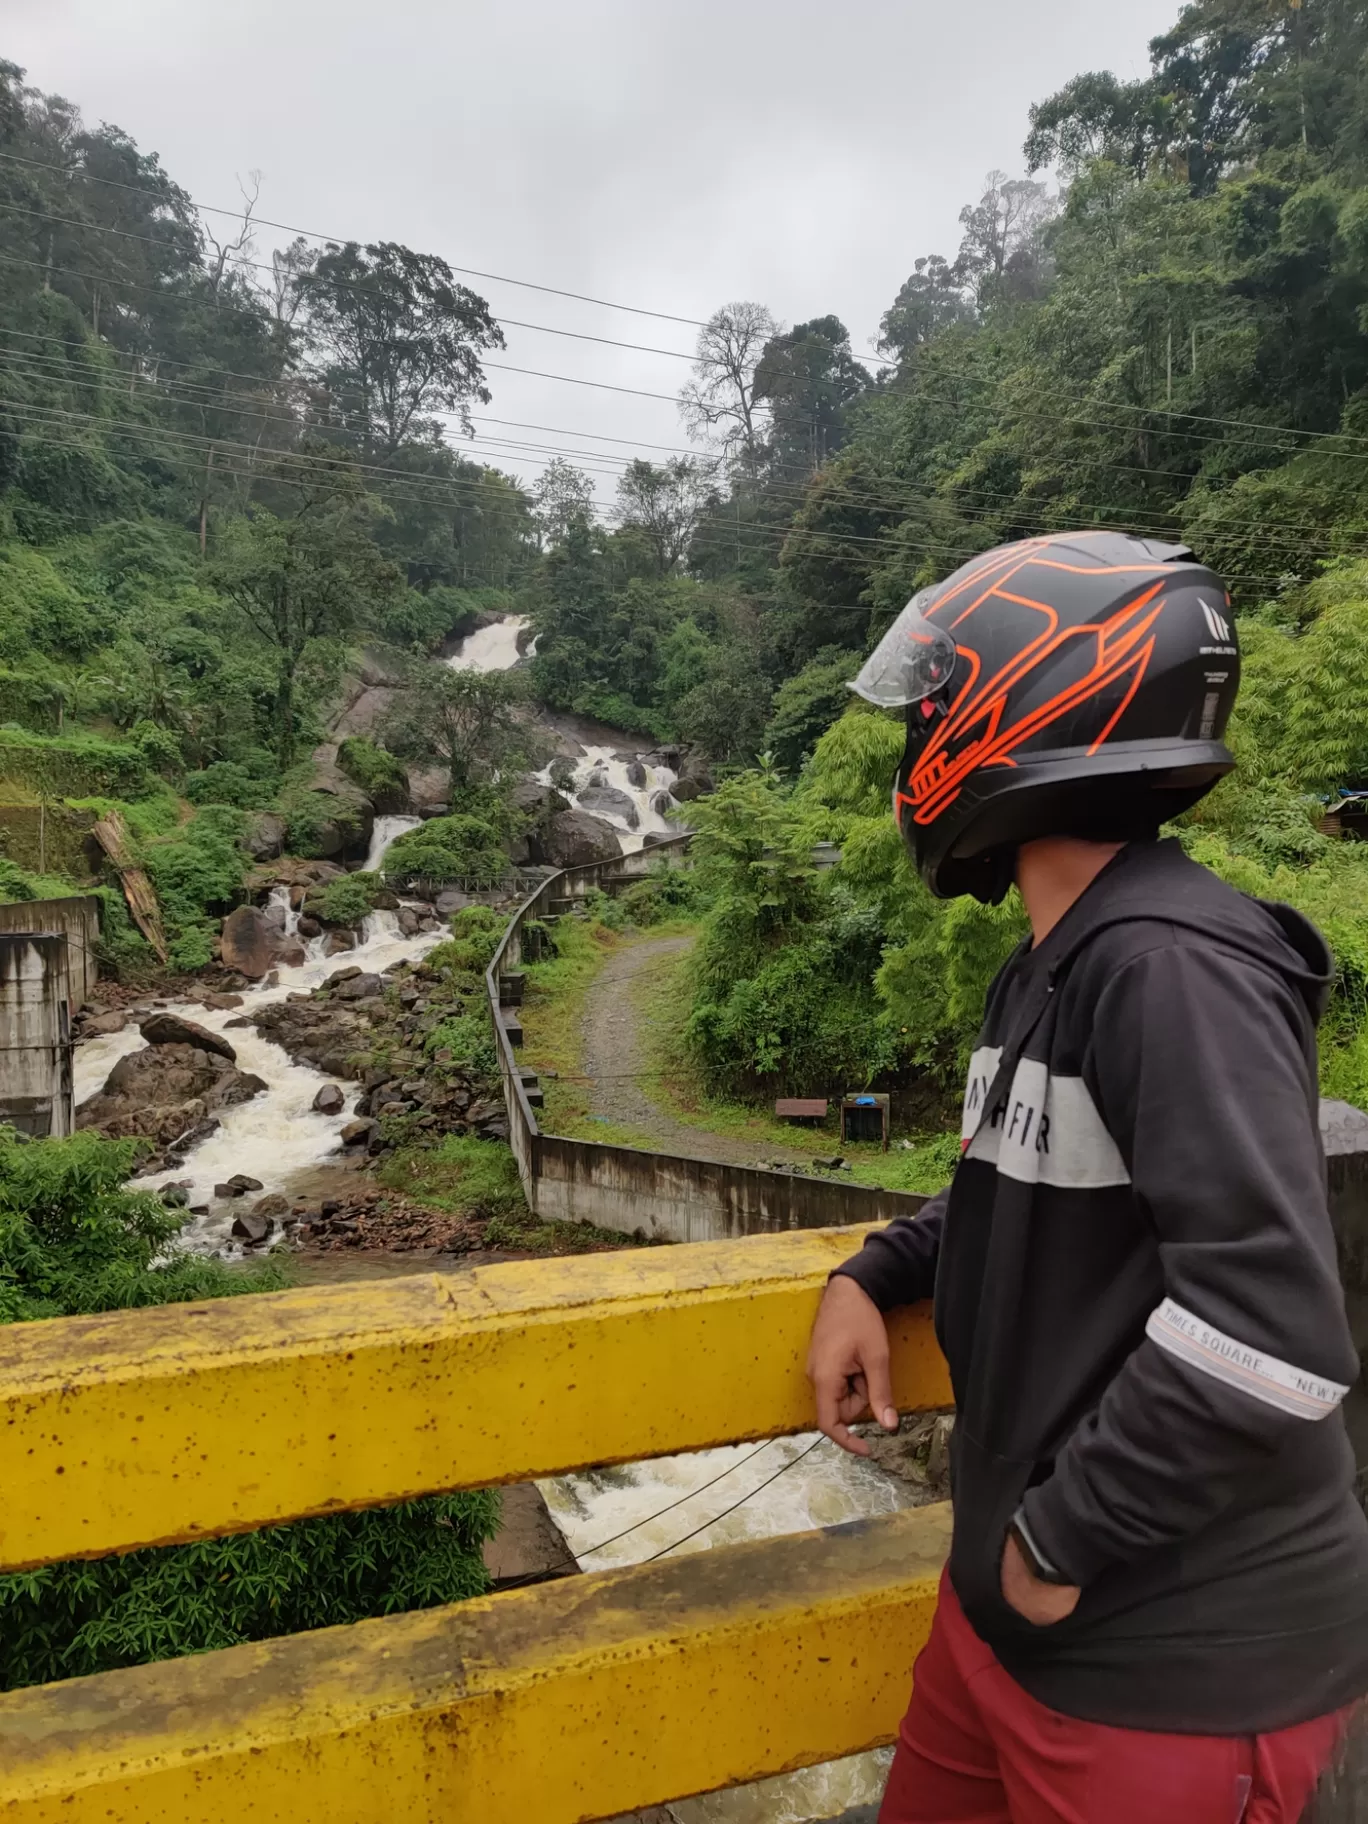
left=1017, top=1480, right=1118, bottom=1589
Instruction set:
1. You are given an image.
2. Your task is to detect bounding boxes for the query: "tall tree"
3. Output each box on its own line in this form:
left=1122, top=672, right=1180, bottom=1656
left=294, top=242, right=503, bottom=456
left=679, top=302, right=780, bottom=480
left=878, top=257, right=974, bottom=363
left=954, top=171, right=1057, bottom=307
left=381, top=664, right=524, bottom=805
left=533, top=456, right=596, bottom=548
left=615, top=457, right=712, bottom=573
left=211, top=449, right=398, bottom=765
left=753, top=317, right=870, bottom=476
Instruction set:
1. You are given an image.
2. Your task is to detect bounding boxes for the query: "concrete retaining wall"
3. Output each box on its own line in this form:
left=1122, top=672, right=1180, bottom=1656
left=0, top=932, right=73, bottom=1137
left=486, top=838, right=927, bottom=1242
left=0, top=896, right=100, bottom=1009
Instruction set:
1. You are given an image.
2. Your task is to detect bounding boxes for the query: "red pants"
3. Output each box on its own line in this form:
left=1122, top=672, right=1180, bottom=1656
left=880, top=1574, right=1349, bottom=1823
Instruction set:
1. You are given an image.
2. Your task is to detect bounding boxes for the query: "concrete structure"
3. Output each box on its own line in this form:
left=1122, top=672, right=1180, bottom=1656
left=0, top=896, right=100, bottom=1010
left=0, top=932, right=72, bottom=1138
left=0, top=1231, right=952, bottom=1819
left=487, top=839, right=928, bottom=1240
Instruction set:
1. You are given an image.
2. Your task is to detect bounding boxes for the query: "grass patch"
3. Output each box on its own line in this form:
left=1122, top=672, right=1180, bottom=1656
left=632, top=945, right=957, bottom=1190
left=380, top=1134, right=527, bottom=1220
left=378, top=1133, right=641, bottom=1254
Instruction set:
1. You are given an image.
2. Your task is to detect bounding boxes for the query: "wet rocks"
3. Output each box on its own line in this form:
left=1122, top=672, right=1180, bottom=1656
left=323, top=930, right=355, bottom=955
left=339, top=1117, right=378, bottom=1147
left=313, top=1084, right=345, bottom=1114
left=540, top=809, right=621, bottom=868
left=242, top=811, right=288, bottom=862
left=220, top=907, right=283, bottom=980
left=231, top=1209, right=275, bottom=1245
left=139, top=1012, right=237, bottom=1064
left=200, top=992, right=244, bottom=1012
left=214, top=1174, right=264, bottom=1199
left=626, top=759, right=648, bottom=788
left=81, top=1010, right=129, bottom=1037
left=77, top=1045, right=267, bottom=1144
left=576, top=784, right=639, bottom=829
left=332, top=971, right=383, bottom=1002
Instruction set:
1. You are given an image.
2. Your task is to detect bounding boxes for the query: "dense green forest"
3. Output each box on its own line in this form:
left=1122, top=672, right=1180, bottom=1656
left=12, top=0, right=1368, bottom=1680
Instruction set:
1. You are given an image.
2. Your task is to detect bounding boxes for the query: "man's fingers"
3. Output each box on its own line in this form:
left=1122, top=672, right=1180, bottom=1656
left=830, top=1421, right=872, bottom=1458
left=863, top=1347, right=900, bottom=1433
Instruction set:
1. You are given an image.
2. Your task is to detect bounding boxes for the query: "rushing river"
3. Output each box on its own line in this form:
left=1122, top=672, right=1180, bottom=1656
left=70, top=613, right=904, bottom=1821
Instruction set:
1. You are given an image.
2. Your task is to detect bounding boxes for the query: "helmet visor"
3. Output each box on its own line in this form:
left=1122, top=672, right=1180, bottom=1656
left=849, top=594, right=958, bottom=710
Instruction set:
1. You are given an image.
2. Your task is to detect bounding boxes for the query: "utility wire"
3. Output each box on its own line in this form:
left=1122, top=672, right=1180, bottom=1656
left=9, top=188, right=1368, bottom=461
left=2, top=399, right=1345, bottom=575
left=0, top=152, right=709, bottom=328
left=0, top=339, right=1343, bottom=559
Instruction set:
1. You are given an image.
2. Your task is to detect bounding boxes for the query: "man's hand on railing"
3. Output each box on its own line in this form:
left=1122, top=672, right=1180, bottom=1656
left=806, top=1275, right=901, bottom=1457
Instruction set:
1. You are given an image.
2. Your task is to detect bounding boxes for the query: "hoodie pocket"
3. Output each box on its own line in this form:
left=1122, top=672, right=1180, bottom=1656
left=949, top=1429, right=1058, bottom=1644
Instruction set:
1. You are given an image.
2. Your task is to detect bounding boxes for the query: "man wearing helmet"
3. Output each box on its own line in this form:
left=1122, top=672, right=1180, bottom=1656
left=806, top=533, right=1368, bottom=1822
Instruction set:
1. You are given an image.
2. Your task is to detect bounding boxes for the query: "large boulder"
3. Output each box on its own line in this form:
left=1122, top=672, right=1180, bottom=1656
left=576, top=784, right=639, bottom=829
left=77, top=1043, right=267, bottom=1142
left=626, top=759, right=648, bottom=788
left=242, top=812, right=288, bottom=862
left=510, top=779, right=571, bottom=824
left=540, top=810, right=621, bottom=868
left=673, top=757, right=715, bottom=802
left=139, top=1012, right=237, bottom=1064
left=221, top=907, right=278, bottom=980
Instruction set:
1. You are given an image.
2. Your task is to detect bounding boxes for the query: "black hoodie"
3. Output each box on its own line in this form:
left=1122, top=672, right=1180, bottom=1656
left=836, top=839, right=1368, bottom=1733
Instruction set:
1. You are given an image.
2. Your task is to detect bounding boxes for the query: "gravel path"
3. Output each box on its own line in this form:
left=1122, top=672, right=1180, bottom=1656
left=577, top=934, right=815, bottom=1167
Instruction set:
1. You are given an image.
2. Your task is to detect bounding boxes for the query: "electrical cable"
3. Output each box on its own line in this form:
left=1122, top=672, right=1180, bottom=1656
left=495, top=1433, right=828, bottom=1591
left=8, top=186, right=1368, bottom=464
left=0, top=151, right=709, bottom=327
left=0, top=343, right=1342, bottom=559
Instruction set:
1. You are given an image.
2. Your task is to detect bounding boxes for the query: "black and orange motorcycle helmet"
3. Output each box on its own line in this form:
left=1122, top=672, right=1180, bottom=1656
left=850, top=531, right=1240, bottom=903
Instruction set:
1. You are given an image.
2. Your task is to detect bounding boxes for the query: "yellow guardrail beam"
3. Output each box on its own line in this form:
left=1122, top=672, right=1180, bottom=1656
left=0, top=1502, right=952, bottom=1823
left=0, top=1226, right=949, bottom=1569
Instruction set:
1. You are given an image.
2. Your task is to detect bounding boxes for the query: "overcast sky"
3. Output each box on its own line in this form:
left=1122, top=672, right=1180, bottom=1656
left=7, top=1, right=1178, bottom=498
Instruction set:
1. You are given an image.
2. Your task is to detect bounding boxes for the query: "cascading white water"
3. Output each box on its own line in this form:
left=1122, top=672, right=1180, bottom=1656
left=365, top=815, right=421, bottom=873
left=537, top=744, right=678, bottom=856
left=74, top=908, right=446, bottom=1251
left=538, top=1436, right=908, bottom=1819
left=446, top=615, right=533, bottom=674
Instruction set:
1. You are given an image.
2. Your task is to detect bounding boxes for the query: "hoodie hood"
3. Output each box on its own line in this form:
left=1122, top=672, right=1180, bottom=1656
left=1043, top=838, right=1335, bottom=1025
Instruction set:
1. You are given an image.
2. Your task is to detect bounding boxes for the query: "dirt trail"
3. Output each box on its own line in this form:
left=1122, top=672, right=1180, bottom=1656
left=578, top=934, right=816, bottom=1168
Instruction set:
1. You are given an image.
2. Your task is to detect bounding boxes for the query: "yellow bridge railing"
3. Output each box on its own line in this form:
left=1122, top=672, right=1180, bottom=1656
left=0, top=1228, right=953, bottom=1822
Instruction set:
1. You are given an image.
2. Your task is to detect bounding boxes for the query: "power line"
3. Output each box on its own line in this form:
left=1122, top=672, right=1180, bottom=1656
left=0, top=150, right=709, bottom=328
left=0, top=338, right=1309, bottom=537
left=6, top=164, right=1367, bottom=464
left=1, top=388, right=1345, bottom=573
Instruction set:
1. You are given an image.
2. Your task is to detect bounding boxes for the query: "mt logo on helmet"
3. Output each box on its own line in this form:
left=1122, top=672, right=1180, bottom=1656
left=850, top=531, right=1240, bottom=904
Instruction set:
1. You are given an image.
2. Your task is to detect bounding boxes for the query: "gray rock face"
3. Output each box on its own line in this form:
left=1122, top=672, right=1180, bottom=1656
left=649, top=788, right=675, bottom=817
left=576, top=785, right=639, bottom=829
left=332, top=972, right=384, bottom=1002
left=243, top=812, right=288, bottom=861
left=510, top=779, right=571, bottom=824
left=139, top=1012, right=237, bottom=1064
left=231, top=1210, right=274, bottom=1244
left=77, top=1045, right=267, bottom=1144
left=540, top=810, right=621, bottom=868
left=220, top=906, right=278, bottom=980
left=626, top=759, right=648, bottom=788
left=313, top=1083, right=345, bottom=1114
left=82, top=1011, right=128, bottom=1036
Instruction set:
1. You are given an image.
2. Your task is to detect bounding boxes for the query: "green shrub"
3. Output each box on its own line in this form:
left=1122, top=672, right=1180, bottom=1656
left=0, top=728, right=152, bottom=798
left=312, top=871, right=381, bottom=926
left=0, top=1129, right=499, bottom=1690
left=184, top=760, right=279, bottom=811
left=337, top=737, right=408, bottom=810
left=383, top=815, right=507, bottom=891
left=139, top=806, right=249, bottom=972
left=425, top=1007, right=499, bottom=1079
